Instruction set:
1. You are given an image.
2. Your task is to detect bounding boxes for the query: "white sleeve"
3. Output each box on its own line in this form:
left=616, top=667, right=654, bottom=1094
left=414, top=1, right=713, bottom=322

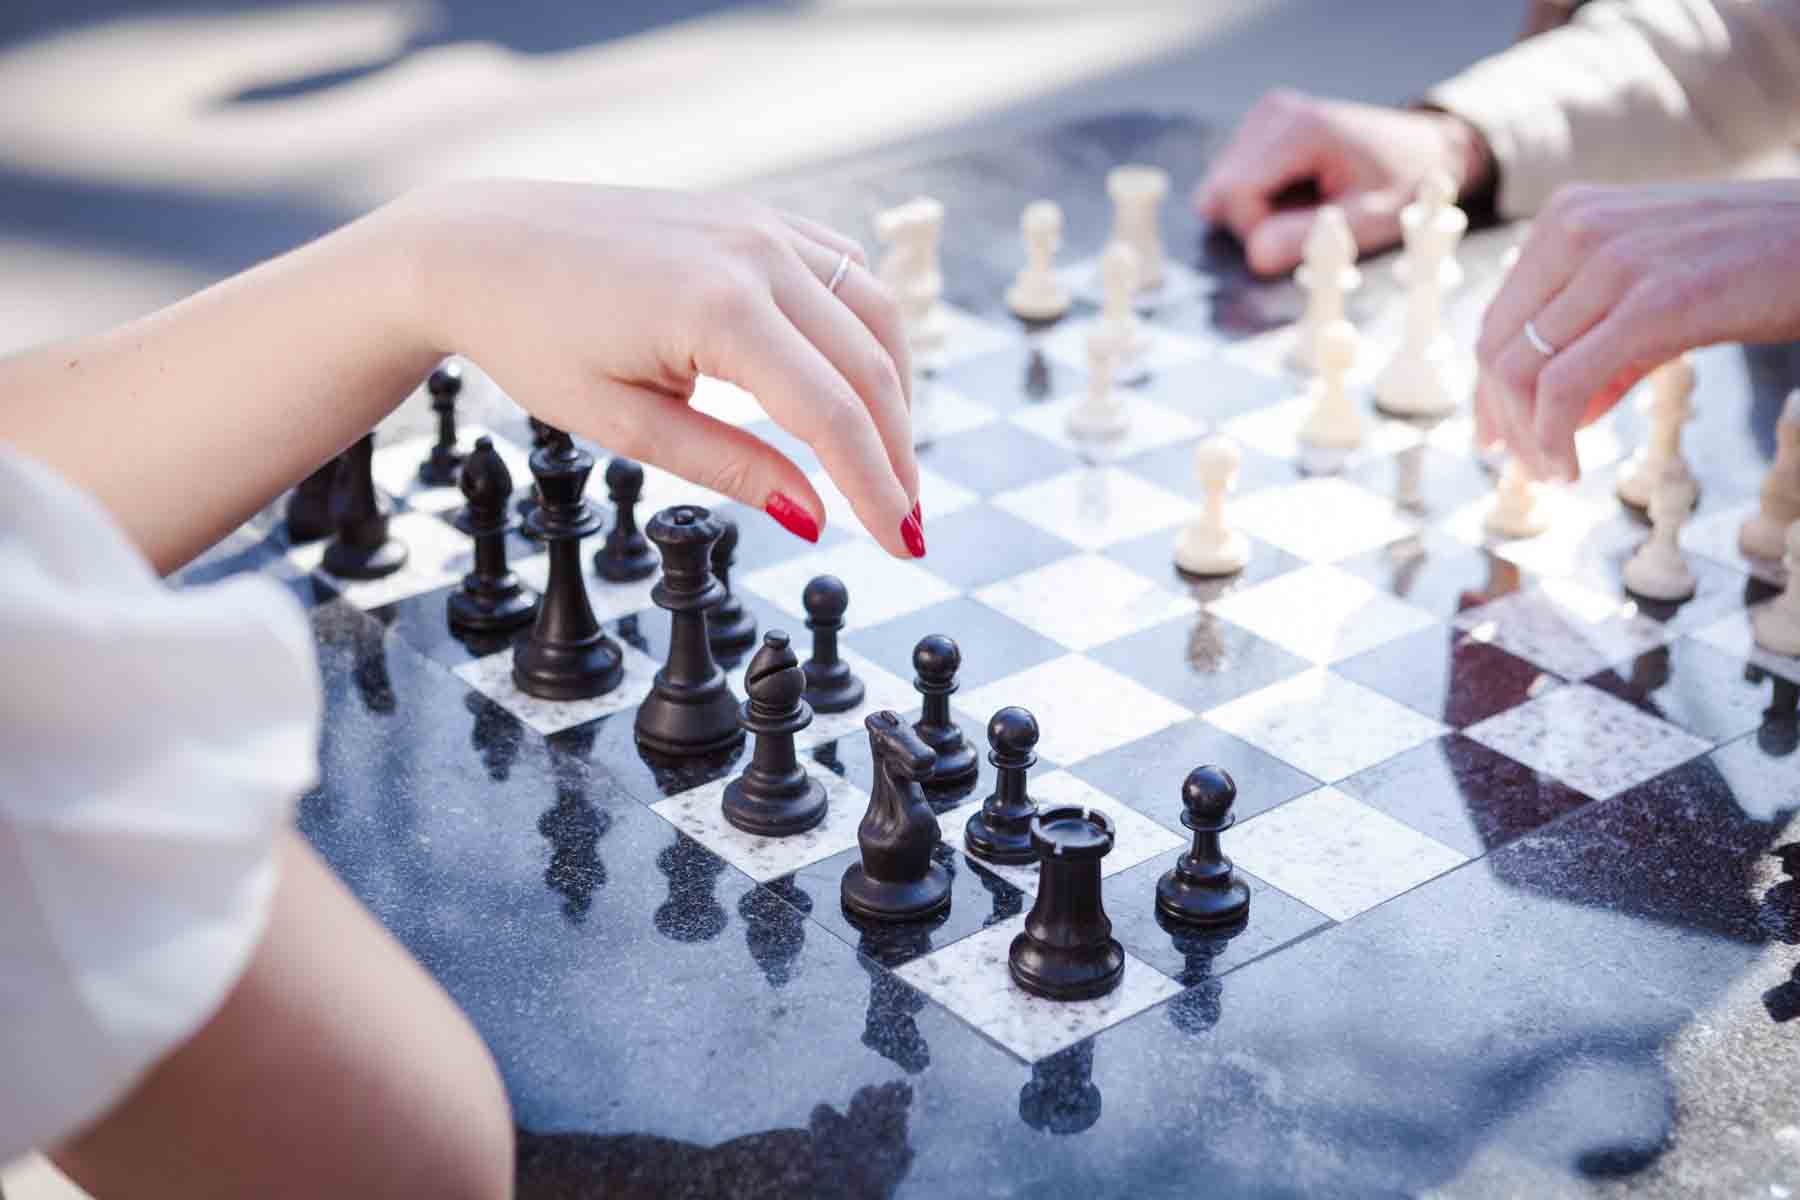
left=1426, top=0, right=1800, bottom=217
left=0, top=448, right=322, bottom=1161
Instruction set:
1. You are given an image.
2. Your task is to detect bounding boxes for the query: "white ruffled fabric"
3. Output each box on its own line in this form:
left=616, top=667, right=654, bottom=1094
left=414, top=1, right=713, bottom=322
left=0, top=448, right=321, bottom=1160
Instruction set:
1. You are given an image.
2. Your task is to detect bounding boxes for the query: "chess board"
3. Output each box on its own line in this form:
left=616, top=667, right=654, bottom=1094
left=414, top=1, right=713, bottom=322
left=180, top=113, right=1800, bottom=1197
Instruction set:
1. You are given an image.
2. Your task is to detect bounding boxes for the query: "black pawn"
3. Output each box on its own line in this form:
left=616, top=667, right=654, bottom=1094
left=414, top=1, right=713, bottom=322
left=722, top=631, right=828, bottom=836
left=634, top=506, right=745, bottom=758
left=1009, top=806, right=1124, bottom=1000
left=963, top=707, right=1039, bottom=863
left=802, top=575, right=865, bottom=713
left=285, top=457, right=339, bottom=544
left=511, top=431, right=624, bottom=700
left=841, top=711, right=950, bottom=923
left=911, top=635, right=979, bottom=795
left=593, top=457, right=658, bottom=581
left=706, top=517, right=758, bottom=654
left=322, top=432, right=408, bottom=579
left=1156, top=765, right=1251, bottom=928
left=449, top=437, right=539, bottom=634
left=419, top=361, right=466, bottom=486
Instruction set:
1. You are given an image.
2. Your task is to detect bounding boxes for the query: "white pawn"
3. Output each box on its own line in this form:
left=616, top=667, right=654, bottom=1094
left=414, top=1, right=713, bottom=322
left=1375, top=169, right=1468, bottom=420
left=1090, top=240, right=1147, bottom=366
left=1006, top=201, right=1072, bottom=322
left=876, top=196, right=948, bottom=353
left=1068, top=337, right=1129, bottom=439
left=1740, top=390, right=1800, bottom=560
left=1175, top=437, right=1251, bottom=577
left=1753, top=521, right=1800, bottom=654
left=1290, top=206, right=1361, bottom=372
left=1298, top=320, right=1363, bottom=449
left=1106, top=164, right=1170, bottom=293
left=1622, top=478, right=1699, bottom=601
left=1616, top=355, right=1697, bottom=508
left=1485, top=458, right=1549, bottom=539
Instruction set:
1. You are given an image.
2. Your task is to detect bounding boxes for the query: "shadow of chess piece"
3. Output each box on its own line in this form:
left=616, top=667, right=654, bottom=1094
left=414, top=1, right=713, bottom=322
left=1157, top=765, right=1252, bottom=928
left=856, top=928, right=934, bottom=1075
left=512, top=430, right=624, bottom=699
left=1018, top=1041, right=1103, bottom=1135
left=723, top=631, right=827, bottom=835
left=964, top=707, right=1039, bottom=863
left=654, top=834, right=730, bottom=943
left=594, top=457, right=659, bottom=581
left=349, top=627, right=397, bottom=715
left=419, top=360, right=466, bottom=486
left=741, top=877, right=812, bottom=990
left=1758, top=843, right=1800, bottom=945
left=635, top=506, right=746, bottom=759
left=1159, top=913, right=1239, bottom=1037
left=1024, top=349, right=1052, bottom=400
left=323, top=432, right=408, bottom=579
left=449, top=437, right=540, bottom=634
left=842, top=712, right=950, bottom=923
left=538, top=783, right=611, bottom=923
left=975, top=862, right=1025, bottom=928
left=911, top=635, right=979, bottom=796
left=465, top=691, right=522, bottom=782
left=285, top=456, right=339, bottom=544
left=802, top=575, right=865, bottom=713
left=706, top=516, right=758, bottom=654
left=1010, top=806, right=1124, bottom=1000
left=1765, top=964, right=1800, bottom=1023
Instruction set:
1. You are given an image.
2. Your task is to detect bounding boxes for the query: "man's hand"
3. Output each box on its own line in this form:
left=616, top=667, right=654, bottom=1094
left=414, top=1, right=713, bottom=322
left=1193, top=90, right=1492, bottom=276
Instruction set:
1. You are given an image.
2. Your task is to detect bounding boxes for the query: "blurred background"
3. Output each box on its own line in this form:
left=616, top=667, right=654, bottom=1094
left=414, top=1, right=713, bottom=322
left=0, top=4, right=1513, bottom=1195
left=0, top=1, right=1518, bottom=358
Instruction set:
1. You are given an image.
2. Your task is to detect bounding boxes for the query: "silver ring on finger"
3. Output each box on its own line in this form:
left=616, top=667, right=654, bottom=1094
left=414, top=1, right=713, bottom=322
left=825, top=251, right=852, bottom=296
left=1523, top=319, right=1556, bottom=358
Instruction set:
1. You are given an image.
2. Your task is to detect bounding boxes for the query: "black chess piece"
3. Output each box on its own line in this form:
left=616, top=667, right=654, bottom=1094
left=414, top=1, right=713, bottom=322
left=593, top=457, right=659, bottom=581
left=802, top=575, right=865, bottom=714
left=634, top=506, right=745, bottom=758
left=448, top=436, right=540, bottom=634
left=419, top=361, right=466, bottom=486
left=963, top=707, right=1039, bottom=864
left=722, top=631, right=828, bottom=836
left=842, top=711, right=950, bottom=923
left=1009, top=806, right=1124, bottom=1000
left=512, top=431, right=624, bottom=700
left=1156, top=765, right=1252, bottom=929
left=285, top=457, right=339, bottom=544
left=706, top=516, right=758, bottom=655
left=322, top=432, right=408, bottom=579
left=910, top=635, right=979, bottom=795
left=517, top=417, right=554, bottom=530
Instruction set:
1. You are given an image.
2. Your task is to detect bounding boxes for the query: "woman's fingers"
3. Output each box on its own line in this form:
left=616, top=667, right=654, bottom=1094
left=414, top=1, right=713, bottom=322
left=782, top=239, right=919, bottom=499
left=701, top=290, right=918, bottom=558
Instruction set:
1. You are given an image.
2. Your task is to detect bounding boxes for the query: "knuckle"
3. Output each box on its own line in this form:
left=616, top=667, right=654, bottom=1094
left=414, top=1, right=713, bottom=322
left=696, top=269, right=762, bottom=328
left=1493, top=349, right=1540, bottom=399
left=700, top=454, right=756, bottom=502
left=1587, top=240, right=1642, bottom=293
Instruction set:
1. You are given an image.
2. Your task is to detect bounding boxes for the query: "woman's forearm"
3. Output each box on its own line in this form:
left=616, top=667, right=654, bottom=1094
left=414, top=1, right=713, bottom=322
left=0, top=206, right=441, bottom=574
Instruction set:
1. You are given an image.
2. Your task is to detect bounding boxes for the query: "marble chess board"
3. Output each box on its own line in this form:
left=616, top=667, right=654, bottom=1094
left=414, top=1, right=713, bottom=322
left=177, top=113, right=1800, bottom=1196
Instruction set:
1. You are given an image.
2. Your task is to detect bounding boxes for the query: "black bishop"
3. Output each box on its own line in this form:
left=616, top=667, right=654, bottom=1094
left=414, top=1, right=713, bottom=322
left=448, top=436, right=539, bottom=634
left=721, top=631, right=827, bottom=837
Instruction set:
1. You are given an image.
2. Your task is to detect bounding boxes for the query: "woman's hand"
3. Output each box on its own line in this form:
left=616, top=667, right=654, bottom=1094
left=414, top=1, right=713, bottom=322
left=1192, top=90, right=1491, bottom=276
left=386, top=182, right=922, bottom=557
left=1475, top=179, right=1800, bottom=481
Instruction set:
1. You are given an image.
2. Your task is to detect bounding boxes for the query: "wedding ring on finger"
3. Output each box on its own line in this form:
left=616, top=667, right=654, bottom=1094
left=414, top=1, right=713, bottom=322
left=1524, top=319, right=1556, bottom=359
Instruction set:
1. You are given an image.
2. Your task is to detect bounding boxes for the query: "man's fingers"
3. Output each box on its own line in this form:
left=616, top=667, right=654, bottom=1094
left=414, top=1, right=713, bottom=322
left=782, top=214, right=869, bottom=269
left=779, top=241, right=920, bottom=505
left=1244, top=208, right=1316, bottom=276
left=1202, top=114, right=1330, bottom=246
left=1535, top=310, right=1663, bottom=482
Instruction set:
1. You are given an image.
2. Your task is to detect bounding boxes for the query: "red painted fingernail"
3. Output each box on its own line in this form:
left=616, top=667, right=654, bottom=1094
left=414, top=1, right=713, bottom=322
left=765, top=492, right=820, bottom=543
left=901, top=512, right=926, bottom=558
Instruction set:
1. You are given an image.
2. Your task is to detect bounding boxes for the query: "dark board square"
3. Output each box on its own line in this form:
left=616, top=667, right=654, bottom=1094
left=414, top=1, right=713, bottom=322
left=1102, top=526, right=1304, bottom=606
left=1088, top=612, right=1311, bottom=715
left=1337, top=527, right=1531, bottom=622
left=911, top=504, right=1079, bottom=592
left=1072, top=717, right=1319, bottom=824
left=848, top=594, right=1067, bottom=694
left=1105, top=856, right=1331, bottom=987
left=918, top=421, right=1079, bottom=496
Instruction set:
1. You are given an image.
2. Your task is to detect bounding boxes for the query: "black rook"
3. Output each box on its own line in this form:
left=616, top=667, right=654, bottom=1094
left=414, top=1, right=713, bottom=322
left=1009, top=806, right=1125, bottom=1001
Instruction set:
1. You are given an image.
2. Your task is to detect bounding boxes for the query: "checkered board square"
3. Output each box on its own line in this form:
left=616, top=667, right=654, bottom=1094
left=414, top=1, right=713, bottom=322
left=213, top=227, right=1799, bottom=1068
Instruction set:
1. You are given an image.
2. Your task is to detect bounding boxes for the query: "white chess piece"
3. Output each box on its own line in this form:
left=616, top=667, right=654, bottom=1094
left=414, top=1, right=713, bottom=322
left=1090, top=240, right=1147, bottom=367
left=1485, top=458, right=1549, bottom=539
left=1622, top=478, right=1699, bottom=601
left=1290, top=206, right=1360, bottom=372
left=1616, top=355, right=1697, bottom=508
left=1106, top=164, right=1170, bottom=292
left=1006, top=201, right=1072, bottom=322
left=1298, top=320, right=1363, bottom=449
left=1068, top=336, right=1129, bottom=439
left=1375, top=170, right=1468, bottom=419
left=1753, top=521, right=1800, bottom=654
left=876, top=196, right=948, bottom=353
left=1175, top=436, right=1251, bottom=576
left=1740, top=389, right=1800, bottom=560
